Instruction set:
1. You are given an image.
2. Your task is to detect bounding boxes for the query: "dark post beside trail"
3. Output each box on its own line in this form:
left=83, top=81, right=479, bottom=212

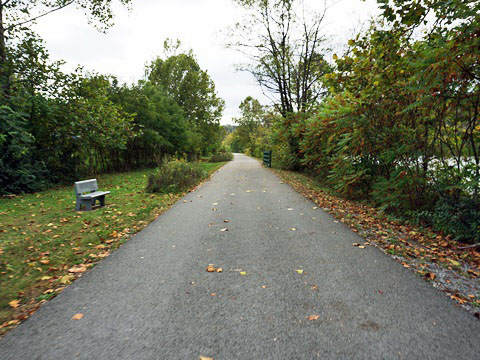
left=263, top=150, right=272, bottom=168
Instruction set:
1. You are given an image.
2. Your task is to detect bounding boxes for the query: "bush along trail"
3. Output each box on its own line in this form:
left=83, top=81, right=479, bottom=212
left=0, top=162, right=227, bottom=335
left=273, top=169, right=480, bottom=317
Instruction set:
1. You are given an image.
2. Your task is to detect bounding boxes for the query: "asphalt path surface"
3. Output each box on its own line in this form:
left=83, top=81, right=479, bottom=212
left=1, top=154, right=479, bottom=359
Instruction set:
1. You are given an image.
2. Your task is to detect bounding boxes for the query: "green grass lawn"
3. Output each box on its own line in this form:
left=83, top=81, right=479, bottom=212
left=0, top=162, right=226, bottom=334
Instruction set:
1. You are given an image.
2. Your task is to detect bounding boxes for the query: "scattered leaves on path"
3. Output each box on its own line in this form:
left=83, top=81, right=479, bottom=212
left=273, top=168, right=480, bottom=314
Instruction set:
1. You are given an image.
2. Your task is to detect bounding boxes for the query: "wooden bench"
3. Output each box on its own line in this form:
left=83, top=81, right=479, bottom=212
left=74, top=179, right=110, bottom=211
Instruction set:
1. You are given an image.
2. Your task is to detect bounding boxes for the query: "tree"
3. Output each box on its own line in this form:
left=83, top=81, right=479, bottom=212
left=147, top=42, right=225, bottom=156
left=229, top=0, right=331, bottom=117
left=0, top=0, right=132, bottom=97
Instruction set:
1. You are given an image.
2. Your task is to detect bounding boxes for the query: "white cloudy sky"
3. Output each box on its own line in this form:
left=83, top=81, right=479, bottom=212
left=32, top=0, right=381, bottom=124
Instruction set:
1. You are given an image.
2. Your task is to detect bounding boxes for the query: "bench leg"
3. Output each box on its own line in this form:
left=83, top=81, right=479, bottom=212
left=85, top=200, right=92, bottom=211
left=99, top=196, right=105, bottom=207
left=76, top=200, right=81, bottom=211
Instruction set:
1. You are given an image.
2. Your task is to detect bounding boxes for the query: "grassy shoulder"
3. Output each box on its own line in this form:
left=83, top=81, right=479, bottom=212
left=0, top=161, right=226, bottom=334
left=272, top=167, right=480, bottom=316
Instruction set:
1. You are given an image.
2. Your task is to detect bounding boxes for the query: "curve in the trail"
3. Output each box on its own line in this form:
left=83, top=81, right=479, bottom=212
left=1, top=154, right=479, bottom=359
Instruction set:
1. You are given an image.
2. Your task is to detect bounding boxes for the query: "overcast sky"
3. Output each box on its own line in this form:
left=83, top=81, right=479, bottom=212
left=33, top=0, right=381, bottom=125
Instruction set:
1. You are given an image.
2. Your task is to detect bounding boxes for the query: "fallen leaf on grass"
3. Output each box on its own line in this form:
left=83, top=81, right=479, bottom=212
left=450, top=294, right=466, bottom=305
left=448, top=259, right=461, bottom=267
left=59, top=274, right=74, bottom=284
left=9, top=300, right=20, bottom=309
left=307, top=315, right=320, bottom=321
left=68, top=264, right=88, bottom=273
left=424, top=272, right=436, bottom=280
left=72, top=313, right=84, bottom=320
left=39, top=276, right=52, bottom=281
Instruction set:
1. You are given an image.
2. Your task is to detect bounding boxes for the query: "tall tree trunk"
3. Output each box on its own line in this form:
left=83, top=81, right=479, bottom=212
left=0, top=3, right=10, bottom=99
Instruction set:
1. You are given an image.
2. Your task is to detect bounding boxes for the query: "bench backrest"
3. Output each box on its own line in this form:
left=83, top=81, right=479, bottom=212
left=74, top=179, right=98, bottom=197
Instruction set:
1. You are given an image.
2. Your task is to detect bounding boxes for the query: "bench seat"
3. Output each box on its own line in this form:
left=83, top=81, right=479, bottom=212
left=80, top=191, right=110, bottom=199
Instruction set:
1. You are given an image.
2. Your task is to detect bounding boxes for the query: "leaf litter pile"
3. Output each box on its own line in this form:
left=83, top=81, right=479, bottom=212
left=274, top=169, right=480, bottom=317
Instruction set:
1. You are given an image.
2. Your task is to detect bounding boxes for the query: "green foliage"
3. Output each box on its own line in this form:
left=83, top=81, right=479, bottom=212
left=147, top=41, right=225, bottom=156
left=209, top=152, right=233, bottom=163
left=246, top=1, right=480, bottom=243
left=146, top=160, right=207, bottom=193
left=0, top=105, right=48, bottom=194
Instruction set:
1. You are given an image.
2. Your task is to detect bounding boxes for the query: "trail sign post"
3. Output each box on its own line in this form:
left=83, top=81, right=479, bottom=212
left=263, top=150, right=272, bottom=168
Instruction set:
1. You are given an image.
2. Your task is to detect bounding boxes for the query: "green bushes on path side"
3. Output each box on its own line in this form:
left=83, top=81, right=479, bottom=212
left=209, top=152, right=234, bottom=163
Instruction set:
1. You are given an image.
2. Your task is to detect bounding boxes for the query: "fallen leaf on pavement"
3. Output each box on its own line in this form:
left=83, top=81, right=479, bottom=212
left=220, top=228, right=229, bottom=232
left=307, top=315, right=320, bottom=321
left=224, top=220, right=230, bottom=223
left=290, top=227, right=297, bottom=231
left=72, top=313, right=84, bottom=320
left=262, top=285, right=267, bottom=289
left=240, top=271, right=247, bottom=276
left=216, top=268, right=223, bottom=273
left=296, top=269, right=304, bottom=274
left=199, top=356, right=214, bottom=360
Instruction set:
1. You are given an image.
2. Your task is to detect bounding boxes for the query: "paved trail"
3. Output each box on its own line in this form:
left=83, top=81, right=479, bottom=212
left=1, top=154, right=479, bottom=359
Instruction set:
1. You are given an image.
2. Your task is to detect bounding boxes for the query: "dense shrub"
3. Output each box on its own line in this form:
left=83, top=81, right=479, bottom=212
left=146, top=160, right=206, bottom=193
left=209, top=152, right=233, bottom=162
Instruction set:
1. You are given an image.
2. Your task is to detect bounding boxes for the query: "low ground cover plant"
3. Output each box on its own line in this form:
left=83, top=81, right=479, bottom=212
left=146, top=160, right=208, bottom=193
left=209, top=152, right=234, bottom=163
